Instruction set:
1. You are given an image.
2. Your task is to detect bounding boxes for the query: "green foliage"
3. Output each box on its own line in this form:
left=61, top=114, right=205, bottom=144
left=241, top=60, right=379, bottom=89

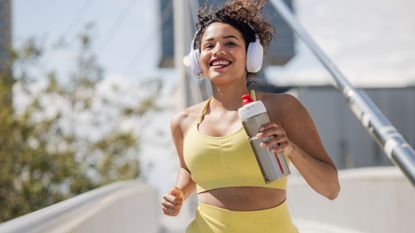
left=0, top=26, right=162, bottom=222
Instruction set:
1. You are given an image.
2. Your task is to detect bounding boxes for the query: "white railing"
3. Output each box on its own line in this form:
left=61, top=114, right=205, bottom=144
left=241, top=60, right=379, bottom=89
left=0, top=181, right=160, bottom=233
left=288, top=167, right=415, bottom=233
left=2, top=168, right=411, bottom=233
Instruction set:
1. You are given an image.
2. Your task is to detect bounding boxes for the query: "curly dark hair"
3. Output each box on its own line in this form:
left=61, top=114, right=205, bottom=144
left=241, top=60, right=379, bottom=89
left=195, top=0, right=275, bottom=51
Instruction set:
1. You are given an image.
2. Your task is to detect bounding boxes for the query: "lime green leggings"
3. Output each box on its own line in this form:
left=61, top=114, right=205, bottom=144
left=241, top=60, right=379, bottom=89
left=185, top=200, right=299, bottom=233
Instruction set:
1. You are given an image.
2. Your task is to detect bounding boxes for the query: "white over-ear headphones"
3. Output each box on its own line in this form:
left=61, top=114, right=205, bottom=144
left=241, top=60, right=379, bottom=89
left=188, top=26, right=264, bottom=80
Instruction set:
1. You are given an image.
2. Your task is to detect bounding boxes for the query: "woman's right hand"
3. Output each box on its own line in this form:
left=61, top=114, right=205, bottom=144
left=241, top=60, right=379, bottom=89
left=162, top=187, right=184, bottom=216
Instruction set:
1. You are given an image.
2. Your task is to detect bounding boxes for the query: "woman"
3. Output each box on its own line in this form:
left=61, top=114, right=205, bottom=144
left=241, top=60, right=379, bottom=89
left=161, top=1, right=340, bottom=232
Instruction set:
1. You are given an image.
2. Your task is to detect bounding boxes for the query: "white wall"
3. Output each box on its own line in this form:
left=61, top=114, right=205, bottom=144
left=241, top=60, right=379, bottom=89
left=288, top=167, right=415, bottom=233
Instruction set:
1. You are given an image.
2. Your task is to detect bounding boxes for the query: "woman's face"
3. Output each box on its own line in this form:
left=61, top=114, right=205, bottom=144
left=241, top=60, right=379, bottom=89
left=199, top=22, right=247, bottom=84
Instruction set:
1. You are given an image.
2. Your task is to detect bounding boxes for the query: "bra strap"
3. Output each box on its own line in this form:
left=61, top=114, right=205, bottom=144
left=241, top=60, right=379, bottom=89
left=196, top=96, right=213, bottom=129
left=196, top=91, right=255, bottom=129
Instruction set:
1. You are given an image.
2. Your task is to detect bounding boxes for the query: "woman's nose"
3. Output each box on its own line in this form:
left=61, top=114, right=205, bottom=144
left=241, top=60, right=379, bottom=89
left=213, top=44, right=226, bottom=56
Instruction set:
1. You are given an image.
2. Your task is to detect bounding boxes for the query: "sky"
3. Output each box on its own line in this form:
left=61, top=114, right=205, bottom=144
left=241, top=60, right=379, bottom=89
left=269, top=0, right=415, bottom=87
left=12, top=0, right=169, bottom=82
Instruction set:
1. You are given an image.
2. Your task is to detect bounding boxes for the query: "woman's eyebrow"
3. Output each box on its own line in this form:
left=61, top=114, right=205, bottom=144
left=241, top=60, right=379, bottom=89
left=203, top=35, right=240, bottom=43
left=223, top=35, right=239, bottom=40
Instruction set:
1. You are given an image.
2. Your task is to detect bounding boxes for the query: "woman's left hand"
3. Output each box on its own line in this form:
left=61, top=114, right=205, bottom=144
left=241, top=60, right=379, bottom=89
left=256, top=122, right=294, bottom=156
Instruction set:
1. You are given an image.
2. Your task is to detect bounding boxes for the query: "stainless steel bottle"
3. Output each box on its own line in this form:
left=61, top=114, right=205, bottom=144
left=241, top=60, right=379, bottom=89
left=238, top=94, right=290, bottom=183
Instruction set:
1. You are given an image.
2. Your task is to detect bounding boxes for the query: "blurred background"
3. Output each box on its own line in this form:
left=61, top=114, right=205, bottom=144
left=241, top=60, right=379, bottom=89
left=0, top=0, right=414, bottom=233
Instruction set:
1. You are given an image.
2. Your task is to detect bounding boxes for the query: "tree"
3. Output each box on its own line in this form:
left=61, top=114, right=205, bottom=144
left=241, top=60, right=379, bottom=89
left=0, top=25, right=163, bottom=222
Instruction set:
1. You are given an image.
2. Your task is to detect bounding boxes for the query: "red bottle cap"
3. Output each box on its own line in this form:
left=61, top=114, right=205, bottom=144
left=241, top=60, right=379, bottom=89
left=242, top=94, right=254, bottom=106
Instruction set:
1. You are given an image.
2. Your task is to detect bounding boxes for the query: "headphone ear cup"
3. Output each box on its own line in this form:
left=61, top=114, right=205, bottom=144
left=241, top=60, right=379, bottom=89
left=189, top=49, right=204, bottom=79
left=246, top=38, right=264, bottom=73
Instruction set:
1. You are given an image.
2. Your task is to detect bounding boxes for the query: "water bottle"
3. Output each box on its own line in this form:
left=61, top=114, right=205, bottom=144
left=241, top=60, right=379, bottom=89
left=238, top=93, right=290, bottom=183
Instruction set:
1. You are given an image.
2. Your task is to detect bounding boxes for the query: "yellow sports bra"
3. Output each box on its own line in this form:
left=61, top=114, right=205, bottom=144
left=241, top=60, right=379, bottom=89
left=183, top=96, right=288, bottom=193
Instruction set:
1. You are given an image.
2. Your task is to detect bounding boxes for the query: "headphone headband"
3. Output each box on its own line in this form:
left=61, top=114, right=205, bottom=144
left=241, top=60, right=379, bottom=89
left=191, top=22, right=259, bottom=51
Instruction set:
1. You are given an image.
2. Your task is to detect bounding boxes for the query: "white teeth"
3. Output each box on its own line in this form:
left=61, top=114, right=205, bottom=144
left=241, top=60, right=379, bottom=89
left=212, top=60, right=230, bottom=66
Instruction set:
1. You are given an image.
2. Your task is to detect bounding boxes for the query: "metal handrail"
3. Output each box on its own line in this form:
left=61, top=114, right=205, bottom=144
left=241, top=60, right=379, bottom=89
left=269, top=0, right=415, bottom=186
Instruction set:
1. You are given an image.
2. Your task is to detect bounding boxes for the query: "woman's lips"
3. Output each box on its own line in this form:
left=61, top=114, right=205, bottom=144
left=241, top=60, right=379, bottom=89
left=209, top=58, right=232, bottom=70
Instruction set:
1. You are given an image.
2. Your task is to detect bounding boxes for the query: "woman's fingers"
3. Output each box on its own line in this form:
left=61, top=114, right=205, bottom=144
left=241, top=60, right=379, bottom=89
left=161, top=189, right=184, bottom=216
left=270, top=141, right=288, bottom=153
left=161, top=202, right=181, bottom=211
left=161, top=198, right=181, bottom=210
left=258, top=122, right=278, bottom=132
left=161, top=200, right=181, bottom=216
left=162, top=206, right=180, bottom=216
left=260, top=136, right=288, bottom=150
left=255, top=122, right=290, bottom=152
left=163, top=193, right=183, bottom=204
left=257, top=123, right=286, bottom=139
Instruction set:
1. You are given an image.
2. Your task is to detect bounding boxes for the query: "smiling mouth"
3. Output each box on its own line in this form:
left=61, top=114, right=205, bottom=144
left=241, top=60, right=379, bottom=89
left=209, top=59, right=232, bottom=69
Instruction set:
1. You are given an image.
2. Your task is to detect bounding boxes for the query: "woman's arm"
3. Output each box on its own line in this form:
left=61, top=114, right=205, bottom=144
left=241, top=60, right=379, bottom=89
left=162, top=112, right=196, bottom=216
left=170, top=112, right=196, bottom=200
left=261, top=94, right=340, bottom=200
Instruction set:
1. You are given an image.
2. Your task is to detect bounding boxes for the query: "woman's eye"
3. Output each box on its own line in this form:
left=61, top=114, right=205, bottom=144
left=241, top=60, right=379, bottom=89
left=204, top=44, right=214, bottom=49
left=226, top=41, right=236, bottom=46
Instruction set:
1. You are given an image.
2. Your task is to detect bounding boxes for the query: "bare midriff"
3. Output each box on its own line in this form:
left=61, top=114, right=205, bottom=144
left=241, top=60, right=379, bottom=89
left=197, top=186, right=286, bottom=211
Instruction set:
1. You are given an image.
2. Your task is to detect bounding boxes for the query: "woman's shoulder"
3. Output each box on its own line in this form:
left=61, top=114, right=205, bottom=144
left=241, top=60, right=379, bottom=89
left=170, top=101, right=207, bottom=137
left=258, top=91, right=303, bottom=111
left=257, top=91, right=308, bottom=124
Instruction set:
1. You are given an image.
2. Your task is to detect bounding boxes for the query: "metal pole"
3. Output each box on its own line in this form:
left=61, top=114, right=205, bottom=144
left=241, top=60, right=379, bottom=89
left=173, top=0, right=193, bottom=108
left=187, top=0, right=211, bottom=99
left=0, top=0, right=13, bottom=109
left=269, top=0, right=415, bottom=185
left=0, top=0, right=12, bottom=72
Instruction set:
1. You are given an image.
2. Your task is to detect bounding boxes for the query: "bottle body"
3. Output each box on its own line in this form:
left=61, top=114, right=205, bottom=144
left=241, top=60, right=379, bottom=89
left=238, top=100, right=290, bottom=183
